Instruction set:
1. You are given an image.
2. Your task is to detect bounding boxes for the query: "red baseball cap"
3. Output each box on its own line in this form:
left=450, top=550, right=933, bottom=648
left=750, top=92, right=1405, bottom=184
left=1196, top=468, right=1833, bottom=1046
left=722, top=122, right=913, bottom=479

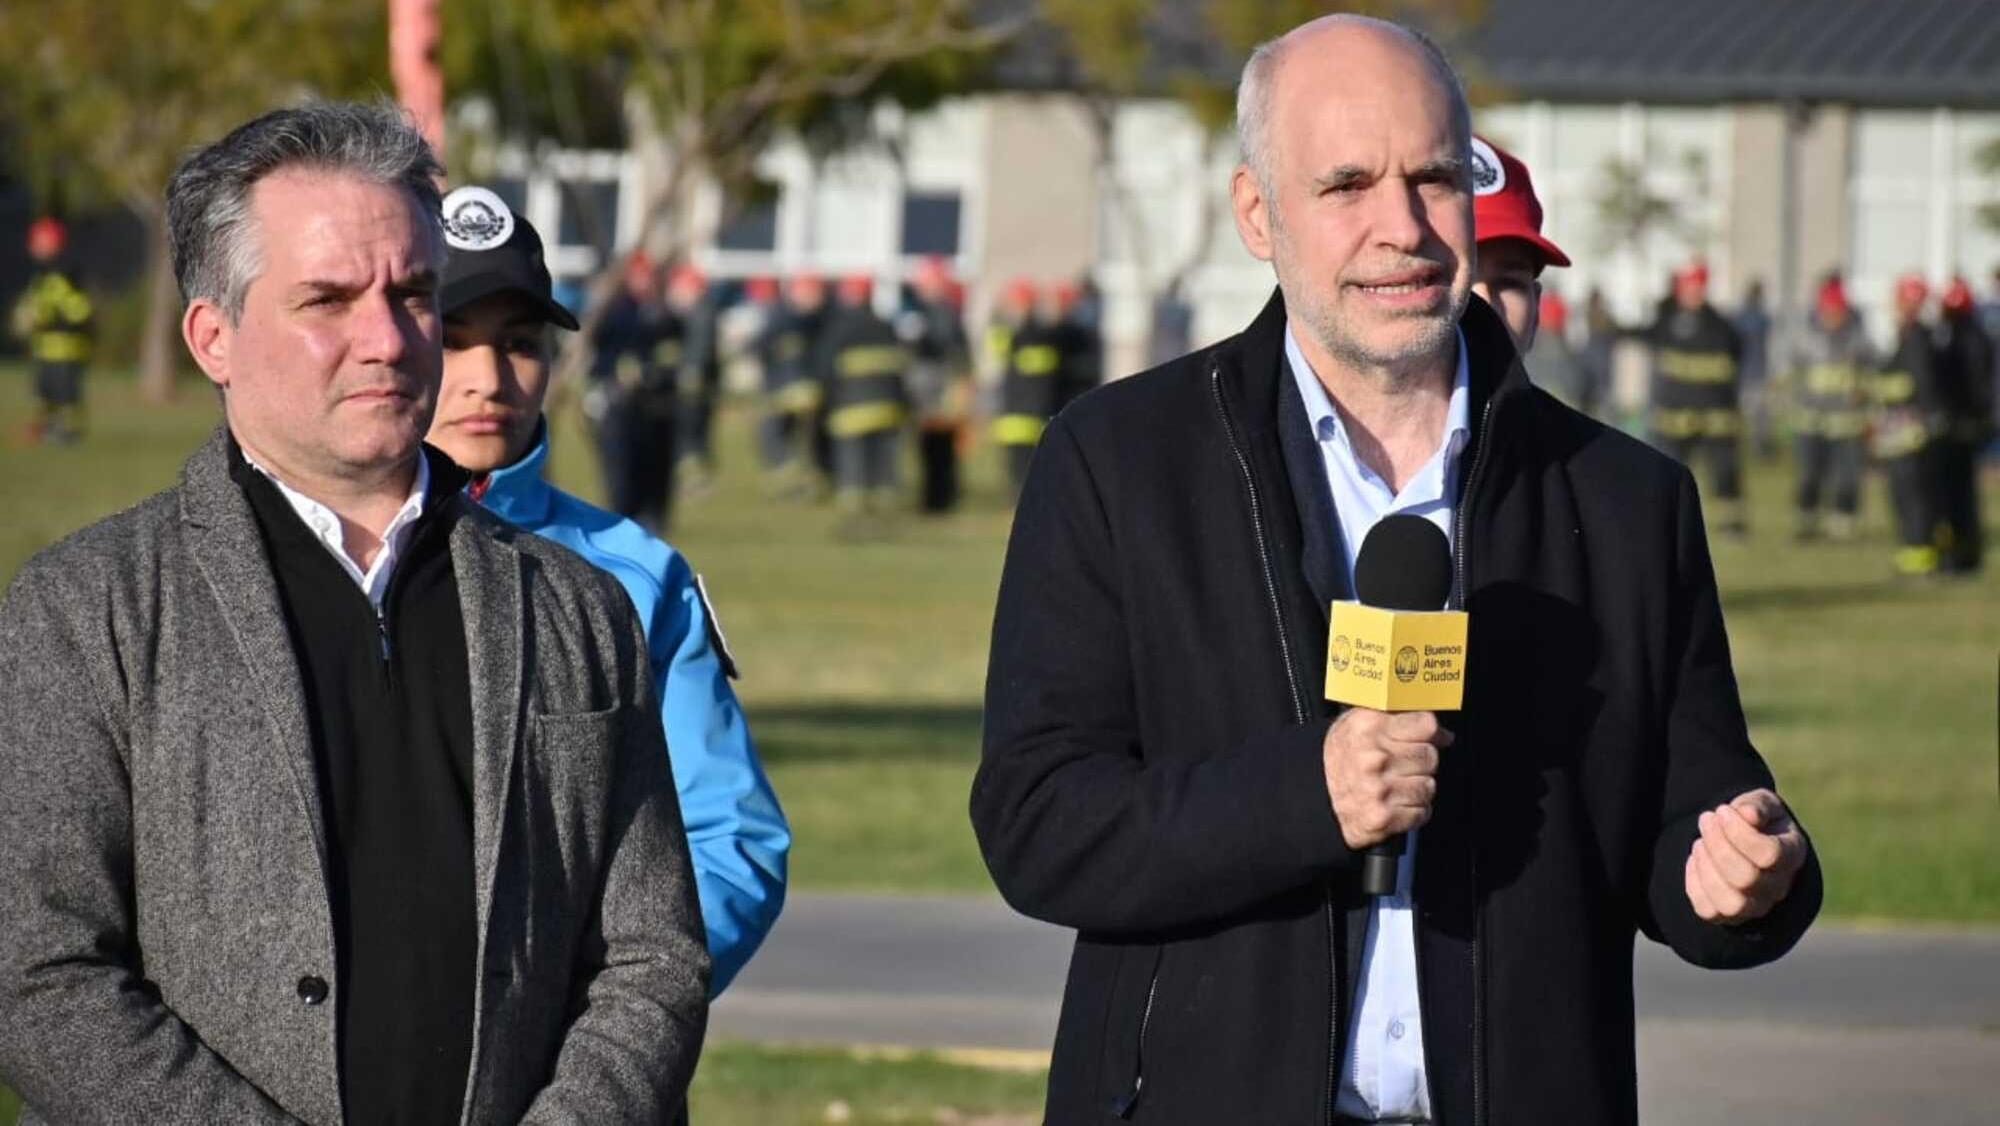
left=837, top=273, right=875, bottom=305
left=1471, top=136, right=1569, bottom=269
left=27, top=217, right=67, bottom=259
left=1942, top=276, right=1974, bottom=314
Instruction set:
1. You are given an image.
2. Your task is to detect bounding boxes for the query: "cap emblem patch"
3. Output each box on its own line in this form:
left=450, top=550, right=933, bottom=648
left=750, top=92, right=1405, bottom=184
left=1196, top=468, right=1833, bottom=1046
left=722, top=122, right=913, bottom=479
left=1470, top=137, right=1506, bottom=198
left=441, top=186, right=515, bottom=251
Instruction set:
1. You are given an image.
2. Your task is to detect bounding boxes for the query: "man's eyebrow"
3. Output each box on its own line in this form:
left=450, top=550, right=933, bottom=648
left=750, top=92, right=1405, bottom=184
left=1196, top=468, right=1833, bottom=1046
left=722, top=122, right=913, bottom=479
left=1411, top=156, right=1468, bottom=181
left=1312, top=165, right=1373, bottom=189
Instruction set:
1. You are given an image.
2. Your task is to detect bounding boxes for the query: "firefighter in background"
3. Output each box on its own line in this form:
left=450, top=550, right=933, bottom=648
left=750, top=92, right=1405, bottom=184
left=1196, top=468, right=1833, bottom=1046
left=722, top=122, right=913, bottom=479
left=667, top=265, right=722, bottom=496
left=983, top=277, right=1035, bottom=385
left=10, top=218, right=94, bottom=444
left=586, top=252, right=677, bottom=533
left=756, top=272, right=831, bottom=499
left=1647, top=261, right=1748, bottom=535
left=1049, top=280, right=1102, bottom=414
left=1934, top=277, right=1993, bottom=574
left=1529, top=290, right=1597, bottom=415
left=902, top=256, right=973, bottom=514
left=992, top=281, right=1064, bottom=499
left=818, top=273, right=911, bottom=527
left=1786, top=276, right=1873, bottom=541
left=1873, top=275, right=1944, bottom=577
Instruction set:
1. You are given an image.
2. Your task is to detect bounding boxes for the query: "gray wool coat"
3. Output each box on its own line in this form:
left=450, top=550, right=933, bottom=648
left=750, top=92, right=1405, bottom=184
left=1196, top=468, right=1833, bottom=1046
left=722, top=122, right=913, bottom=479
left=0, top=431, right=710, bottom=1125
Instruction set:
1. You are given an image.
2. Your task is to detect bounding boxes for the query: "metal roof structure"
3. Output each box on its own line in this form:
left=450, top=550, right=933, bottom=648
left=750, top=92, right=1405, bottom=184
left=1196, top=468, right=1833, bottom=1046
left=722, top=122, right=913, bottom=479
left=1471, top=0, right=2000, bottom=106
left=987, top=0, right=2000, bottom=108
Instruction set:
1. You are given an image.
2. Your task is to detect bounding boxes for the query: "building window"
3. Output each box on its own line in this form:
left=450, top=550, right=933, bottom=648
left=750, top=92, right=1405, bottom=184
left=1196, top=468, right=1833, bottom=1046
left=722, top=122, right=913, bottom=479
left=717, top=180, right=781, bottom=252
left=558, top=179, right=620, bottom=254
left=901, top=191, right=961, bottom=256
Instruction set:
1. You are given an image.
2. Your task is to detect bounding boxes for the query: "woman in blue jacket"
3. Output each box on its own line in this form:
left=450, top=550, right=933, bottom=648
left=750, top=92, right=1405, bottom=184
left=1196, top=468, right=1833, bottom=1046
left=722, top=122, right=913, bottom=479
left=427, top=186, right=788, bottom=993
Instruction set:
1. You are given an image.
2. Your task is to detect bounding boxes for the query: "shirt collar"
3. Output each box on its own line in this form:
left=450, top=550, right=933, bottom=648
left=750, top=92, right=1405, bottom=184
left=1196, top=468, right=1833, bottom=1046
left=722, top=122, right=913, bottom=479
left=1284, top=321, right=1472, bottom=463
left=473, top=417, right=556, bottom=526
left=239, top=446, right=430, bottom=607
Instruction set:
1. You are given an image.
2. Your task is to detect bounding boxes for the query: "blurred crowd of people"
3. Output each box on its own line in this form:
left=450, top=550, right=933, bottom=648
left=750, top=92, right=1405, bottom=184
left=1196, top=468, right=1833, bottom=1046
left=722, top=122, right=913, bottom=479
left=10, top=188, right=1996, bottom=573
left=578, top=252, right=1103, bottom=537
left=1521, top=257, right=1995, bottom=578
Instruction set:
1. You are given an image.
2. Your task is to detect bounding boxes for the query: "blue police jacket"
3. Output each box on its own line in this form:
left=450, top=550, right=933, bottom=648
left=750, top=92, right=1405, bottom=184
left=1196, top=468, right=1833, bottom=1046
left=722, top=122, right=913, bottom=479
left=475, top=424, right=789, bottom=994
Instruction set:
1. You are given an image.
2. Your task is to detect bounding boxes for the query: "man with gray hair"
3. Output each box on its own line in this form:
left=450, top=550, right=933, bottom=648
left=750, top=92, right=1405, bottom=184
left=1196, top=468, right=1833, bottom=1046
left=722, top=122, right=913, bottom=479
left=974, top=15, right=1818, bottom=1124
left=0, top=101, right=708, bottom=1124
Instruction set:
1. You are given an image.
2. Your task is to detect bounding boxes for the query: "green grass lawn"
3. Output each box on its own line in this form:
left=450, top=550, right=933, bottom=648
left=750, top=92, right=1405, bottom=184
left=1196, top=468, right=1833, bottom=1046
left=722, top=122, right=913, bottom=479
left=688, top=1043, right=1043, bottom=1125
left=2, top=368, right=1996, bottom=918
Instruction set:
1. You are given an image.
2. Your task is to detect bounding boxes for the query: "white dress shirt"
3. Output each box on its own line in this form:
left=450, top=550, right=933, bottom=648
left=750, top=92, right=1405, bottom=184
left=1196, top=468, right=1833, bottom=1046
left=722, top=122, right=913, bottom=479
left=1285, top=323, right=1470, bottom=1122
left=240, top=449, right=431, bottom=612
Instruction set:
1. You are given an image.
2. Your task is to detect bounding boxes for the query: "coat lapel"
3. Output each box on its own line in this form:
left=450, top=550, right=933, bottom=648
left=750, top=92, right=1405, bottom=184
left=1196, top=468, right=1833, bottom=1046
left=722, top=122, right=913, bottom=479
left=179, top=430, right=331, bottom=873
left=448, top=507, right=525, bottom=946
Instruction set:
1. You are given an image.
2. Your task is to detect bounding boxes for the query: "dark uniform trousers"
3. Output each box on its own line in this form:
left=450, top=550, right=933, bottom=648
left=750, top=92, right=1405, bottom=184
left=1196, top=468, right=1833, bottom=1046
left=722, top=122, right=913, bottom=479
left=1793, top=361, right=1868, bottom=527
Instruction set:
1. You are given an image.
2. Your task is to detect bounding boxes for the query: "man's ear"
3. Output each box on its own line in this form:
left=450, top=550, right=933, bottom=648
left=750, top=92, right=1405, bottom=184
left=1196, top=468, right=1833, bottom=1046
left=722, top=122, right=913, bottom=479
left=1231, top=165, right=1275, bottom=263
left=183, top=299, right=231, bottom=391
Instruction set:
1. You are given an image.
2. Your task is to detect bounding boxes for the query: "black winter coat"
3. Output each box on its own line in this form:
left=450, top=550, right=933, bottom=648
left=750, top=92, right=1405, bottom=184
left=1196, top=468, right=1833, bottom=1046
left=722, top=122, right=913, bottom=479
left=972, top=291, right=1822, bottom=1126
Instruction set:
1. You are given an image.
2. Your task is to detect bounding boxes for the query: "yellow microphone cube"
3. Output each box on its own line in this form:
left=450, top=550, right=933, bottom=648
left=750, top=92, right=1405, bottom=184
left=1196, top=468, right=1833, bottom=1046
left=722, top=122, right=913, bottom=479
left=1324, top=602, right=1469, bottom=712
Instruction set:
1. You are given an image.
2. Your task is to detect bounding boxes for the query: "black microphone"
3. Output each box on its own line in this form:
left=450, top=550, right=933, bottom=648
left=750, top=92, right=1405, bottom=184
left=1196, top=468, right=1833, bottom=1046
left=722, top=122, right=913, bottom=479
left=1346, top=514, right=1455, bottom=897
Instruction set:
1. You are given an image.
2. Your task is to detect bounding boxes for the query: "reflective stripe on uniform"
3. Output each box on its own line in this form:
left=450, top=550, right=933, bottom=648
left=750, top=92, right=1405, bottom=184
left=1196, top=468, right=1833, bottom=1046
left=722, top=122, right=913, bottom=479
left=1795, top=409, right=1868, bottom=439
left=1012, top=344, right=1061, bottom=377
left=773, top=381, right=824, bottom=413
left=828, top=401, right=907, bottom=437
left=1658, top=349, right=1736, bottom=384
left=1651, top=407, right=1742, bottom=439
left=836, top=344, right=910, bottom=379
left=1871, top=371, right=1916, bottom=406
left=32, top=330, right=91, bottom=363
left=992, top=413, right=1047, bottom=446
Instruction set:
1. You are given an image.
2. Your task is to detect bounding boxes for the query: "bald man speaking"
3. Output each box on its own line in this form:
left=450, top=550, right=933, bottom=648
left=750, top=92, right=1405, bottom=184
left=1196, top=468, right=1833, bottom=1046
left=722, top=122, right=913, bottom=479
left=971, top=15, right=1820, bottom=1125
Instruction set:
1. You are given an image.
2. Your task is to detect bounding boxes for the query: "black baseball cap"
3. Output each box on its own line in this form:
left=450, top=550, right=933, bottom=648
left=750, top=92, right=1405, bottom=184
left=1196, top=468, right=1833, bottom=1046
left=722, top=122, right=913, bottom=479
left=438, top=186, right=580, bottom=330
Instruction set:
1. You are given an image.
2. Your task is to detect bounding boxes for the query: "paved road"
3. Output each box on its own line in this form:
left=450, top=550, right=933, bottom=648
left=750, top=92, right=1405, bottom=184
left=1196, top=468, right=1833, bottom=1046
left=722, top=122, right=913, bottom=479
left=715, top=893, right=2000, bottom=1125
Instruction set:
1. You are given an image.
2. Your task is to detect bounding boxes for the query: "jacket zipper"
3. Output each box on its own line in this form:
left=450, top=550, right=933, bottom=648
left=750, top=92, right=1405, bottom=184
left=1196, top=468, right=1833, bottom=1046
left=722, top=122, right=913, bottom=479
left=1111, top=947, right=1165, bottom=1118
left=1209, top=363, right=1342, bottom=1125
left=1209, top=365, right=1309, bottom=721
left=1454, top=391, right=1498, bottom=1126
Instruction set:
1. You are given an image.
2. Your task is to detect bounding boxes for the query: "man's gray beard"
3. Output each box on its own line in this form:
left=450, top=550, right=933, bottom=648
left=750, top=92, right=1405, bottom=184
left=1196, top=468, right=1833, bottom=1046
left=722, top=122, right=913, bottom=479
left=1272, top=206, right=1464, bottom=382
left=1293, top=289, right=1461, bottom=380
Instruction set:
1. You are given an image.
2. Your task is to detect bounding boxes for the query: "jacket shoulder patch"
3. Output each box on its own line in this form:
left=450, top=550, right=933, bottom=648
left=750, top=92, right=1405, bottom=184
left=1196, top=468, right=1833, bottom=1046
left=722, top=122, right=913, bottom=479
left=694, top=573, right=740, bottom=680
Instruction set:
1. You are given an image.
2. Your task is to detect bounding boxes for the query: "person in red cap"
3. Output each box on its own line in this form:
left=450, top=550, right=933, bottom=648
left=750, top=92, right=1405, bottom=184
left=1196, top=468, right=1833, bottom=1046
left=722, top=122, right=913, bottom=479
left=1931, top=275, right=1992, bottom=572
left=664, top=265, right=723, bottom=495
left=1784, top=273, right=1874, bottom=540
left=903, top=256, right=974, bottom=513
left=1468, top=137, right=1608, bottom=419
left=815, top=272, right=911, bottom=530
left=1643, top=258, right=1750, bottom=535
left=585, top=250, right=680, bottom=532
left=10, top=217, right=95, bottom=443
left=1872, top=274, right=1945, bottom=575
left=753, top=273, right=832, bottom=496
left=992, top=280, right=1082, bottom=498
left=1467, top=135, right=1570, bottom=353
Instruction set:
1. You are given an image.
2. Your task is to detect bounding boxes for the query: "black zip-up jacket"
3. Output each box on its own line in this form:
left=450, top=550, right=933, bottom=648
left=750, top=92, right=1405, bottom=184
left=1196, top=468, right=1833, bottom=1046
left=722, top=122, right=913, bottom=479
left=973, top=291, right=1822, bottom=1125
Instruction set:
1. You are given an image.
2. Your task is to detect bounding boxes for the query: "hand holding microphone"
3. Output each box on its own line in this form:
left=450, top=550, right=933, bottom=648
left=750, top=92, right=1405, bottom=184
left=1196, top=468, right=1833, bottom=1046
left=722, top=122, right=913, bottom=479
left=1323, top=707, right=1454, bottom=850
left=1321, top=514, right=1465, bottom=896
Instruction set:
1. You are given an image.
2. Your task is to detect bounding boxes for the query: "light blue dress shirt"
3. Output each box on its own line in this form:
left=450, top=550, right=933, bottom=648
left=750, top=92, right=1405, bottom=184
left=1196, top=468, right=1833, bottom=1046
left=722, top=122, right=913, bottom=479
left=1285, top=323, right=1470, bottom=1121
left=476, top=424, right=790, bottom=996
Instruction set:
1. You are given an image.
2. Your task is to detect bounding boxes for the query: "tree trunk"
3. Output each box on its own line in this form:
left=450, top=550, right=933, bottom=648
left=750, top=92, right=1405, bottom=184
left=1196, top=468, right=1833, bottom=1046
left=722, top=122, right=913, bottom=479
left=137, top=217, right=180, bottom=404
